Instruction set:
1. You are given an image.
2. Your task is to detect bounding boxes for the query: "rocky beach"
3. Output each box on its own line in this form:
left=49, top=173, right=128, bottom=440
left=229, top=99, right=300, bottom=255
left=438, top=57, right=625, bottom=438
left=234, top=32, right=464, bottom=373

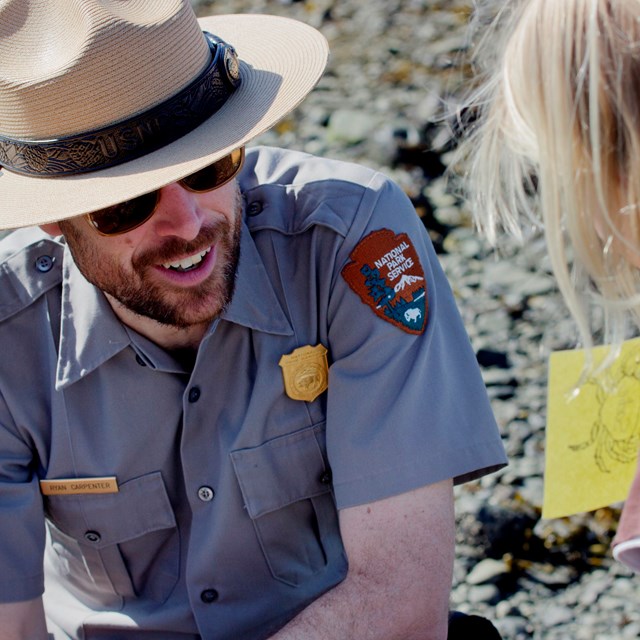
left=190, top=1, right=640, bottom=638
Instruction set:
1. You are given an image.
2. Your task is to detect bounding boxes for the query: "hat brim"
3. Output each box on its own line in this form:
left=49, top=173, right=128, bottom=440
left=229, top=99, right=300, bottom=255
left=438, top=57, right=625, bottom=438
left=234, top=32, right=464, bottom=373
left=0, top=14, right=329, bottom=230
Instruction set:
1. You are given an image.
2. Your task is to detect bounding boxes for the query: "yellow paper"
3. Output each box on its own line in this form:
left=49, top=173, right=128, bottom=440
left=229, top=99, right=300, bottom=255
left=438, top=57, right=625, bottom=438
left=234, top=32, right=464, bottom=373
left=543, top=337, right=640, bottom=519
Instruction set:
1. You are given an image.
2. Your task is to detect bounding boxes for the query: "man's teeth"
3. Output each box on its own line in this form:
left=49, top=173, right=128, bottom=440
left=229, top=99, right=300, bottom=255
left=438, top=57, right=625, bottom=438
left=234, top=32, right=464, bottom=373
left=163, top=247, right=211, bottom=271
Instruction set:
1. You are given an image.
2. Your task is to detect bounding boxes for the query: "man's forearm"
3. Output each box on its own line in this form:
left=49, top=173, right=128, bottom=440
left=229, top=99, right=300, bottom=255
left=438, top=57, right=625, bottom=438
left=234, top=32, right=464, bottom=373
left=269, top=481, right=455, bottom=640
left=268, top=570, right=449, bottom=640
left=0, top=598, right=48, bottom=640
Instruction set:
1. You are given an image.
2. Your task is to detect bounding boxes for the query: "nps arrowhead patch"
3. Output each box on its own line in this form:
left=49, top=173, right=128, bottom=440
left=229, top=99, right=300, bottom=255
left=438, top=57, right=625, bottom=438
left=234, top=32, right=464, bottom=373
left=341, top=228, right=427, bottom=335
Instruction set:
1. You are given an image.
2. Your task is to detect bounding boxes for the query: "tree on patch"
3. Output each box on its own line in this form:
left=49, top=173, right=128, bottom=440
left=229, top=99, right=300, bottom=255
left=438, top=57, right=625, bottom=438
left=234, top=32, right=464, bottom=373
left=360, top=264, right=394, bottom=307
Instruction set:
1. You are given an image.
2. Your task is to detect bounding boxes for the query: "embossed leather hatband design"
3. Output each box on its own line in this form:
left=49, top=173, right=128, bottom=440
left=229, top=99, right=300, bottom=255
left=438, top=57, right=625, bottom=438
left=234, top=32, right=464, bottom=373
left=0, top=33, right=241, bottom=177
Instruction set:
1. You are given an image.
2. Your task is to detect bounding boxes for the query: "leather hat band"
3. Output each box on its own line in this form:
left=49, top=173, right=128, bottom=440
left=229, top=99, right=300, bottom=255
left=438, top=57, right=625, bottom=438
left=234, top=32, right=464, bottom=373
left=0, top=32, right=241, bottom=177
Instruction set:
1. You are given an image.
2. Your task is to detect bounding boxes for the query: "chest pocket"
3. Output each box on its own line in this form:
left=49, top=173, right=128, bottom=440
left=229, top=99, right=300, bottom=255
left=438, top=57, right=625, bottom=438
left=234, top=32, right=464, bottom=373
left=44, top=471, right=178, bottom=609
left=230, top=422, right=345, bottom=587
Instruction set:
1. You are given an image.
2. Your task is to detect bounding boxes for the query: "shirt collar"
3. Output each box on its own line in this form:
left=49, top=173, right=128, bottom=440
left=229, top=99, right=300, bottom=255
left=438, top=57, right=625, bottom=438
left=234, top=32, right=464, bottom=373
left=218, top=220, right=292, bottom=336
left=56, top=243, right=131, bottom=389
left=55, top=221, right=292, bottom=388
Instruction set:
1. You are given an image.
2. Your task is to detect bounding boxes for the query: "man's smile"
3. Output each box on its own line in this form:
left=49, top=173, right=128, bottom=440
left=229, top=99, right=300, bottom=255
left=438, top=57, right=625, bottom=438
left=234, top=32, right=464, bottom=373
left=162, top=246, right=212, bottom=272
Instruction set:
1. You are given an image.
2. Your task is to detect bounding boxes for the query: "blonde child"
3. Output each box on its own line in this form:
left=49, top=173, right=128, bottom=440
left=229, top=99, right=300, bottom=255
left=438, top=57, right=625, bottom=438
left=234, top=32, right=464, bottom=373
left=456, top=0, right=640, bottom=570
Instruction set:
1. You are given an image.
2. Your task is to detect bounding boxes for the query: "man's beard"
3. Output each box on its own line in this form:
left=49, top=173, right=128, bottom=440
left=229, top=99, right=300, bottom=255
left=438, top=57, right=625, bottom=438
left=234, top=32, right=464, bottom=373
left=61, top=192, right=243, bottom=329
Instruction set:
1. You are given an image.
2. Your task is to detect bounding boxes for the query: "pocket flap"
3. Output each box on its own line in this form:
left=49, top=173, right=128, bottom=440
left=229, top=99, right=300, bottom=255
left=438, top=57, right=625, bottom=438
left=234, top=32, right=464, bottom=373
left=231, top=423, right=330, bottom=519
left=45, top=471, right=176, bottom=548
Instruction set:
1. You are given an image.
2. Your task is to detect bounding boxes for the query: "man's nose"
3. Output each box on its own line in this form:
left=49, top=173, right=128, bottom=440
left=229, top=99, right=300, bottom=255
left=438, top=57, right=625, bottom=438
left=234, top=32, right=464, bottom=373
left=151, top=183, right=203, bottom=240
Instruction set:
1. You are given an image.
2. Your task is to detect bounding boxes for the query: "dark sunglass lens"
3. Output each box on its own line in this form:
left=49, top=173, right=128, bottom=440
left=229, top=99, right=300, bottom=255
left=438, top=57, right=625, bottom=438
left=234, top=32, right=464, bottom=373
left=181, top=148, right=244, bottom=192
left=89, top=192, right=159, bottom=235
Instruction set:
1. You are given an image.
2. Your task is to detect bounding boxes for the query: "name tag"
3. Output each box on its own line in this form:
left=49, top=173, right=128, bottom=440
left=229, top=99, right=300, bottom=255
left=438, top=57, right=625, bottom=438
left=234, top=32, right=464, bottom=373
left=40, top=476, right=119, bottom=496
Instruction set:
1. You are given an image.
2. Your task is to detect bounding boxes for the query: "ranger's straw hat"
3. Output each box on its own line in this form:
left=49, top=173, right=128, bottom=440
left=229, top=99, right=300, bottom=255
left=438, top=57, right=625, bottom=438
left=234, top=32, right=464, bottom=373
left=0, top=0, right=329, bottom=230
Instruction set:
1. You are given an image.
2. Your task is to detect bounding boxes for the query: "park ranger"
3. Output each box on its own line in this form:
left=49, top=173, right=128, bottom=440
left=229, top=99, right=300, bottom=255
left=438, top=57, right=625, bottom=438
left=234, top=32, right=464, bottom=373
left=0, top=1, right=506, bottom=638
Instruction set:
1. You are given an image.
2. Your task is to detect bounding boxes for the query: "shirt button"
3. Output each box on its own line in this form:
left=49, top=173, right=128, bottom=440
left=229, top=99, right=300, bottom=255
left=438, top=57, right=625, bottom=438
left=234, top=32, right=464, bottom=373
left=84, top=531, right=101, bottom=543
left=319, top=470, right=332, bottom=485
left=135, top=354, right=147, bottom=367
left=35, top=255, right=55, bottom=273
left=247, top=201, right=263, bottom=216
left=188, top=387, right=201, bottom=403
left=198, top=486, right=215, bottom=502
left=200, top=589, right=219, bottom=604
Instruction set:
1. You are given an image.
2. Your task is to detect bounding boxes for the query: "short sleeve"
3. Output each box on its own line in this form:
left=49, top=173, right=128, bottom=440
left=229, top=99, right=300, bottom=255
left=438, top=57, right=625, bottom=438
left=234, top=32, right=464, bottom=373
left=0, top=389, right=46, bottom=601
left=326, top=174, right=507, bottom=509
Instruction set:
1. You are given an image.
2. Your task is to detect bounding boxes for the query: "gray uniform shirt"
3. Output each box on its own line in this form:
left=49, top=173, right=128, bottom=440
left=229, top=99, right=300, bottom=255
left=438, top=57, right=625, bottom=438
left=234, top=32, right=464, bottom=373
left=0, top=147, right=506, bottom=639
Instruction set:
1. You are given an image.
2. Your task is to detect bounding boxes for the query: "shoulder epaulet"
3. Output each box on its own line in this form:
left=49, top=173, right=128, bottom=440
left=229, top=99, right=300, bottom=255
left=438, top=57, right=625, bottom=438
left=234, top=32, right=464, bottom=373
left=242, top=147, right=384, bottom=239
left=0, top=237, right=64, bottom=323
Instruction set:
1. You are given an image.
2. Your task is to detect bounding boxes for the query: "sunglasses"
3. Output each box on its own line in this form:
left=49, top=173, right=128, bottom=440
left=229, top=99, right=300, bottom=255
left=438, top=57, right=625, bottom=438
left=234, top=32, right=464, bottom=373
left=85, top=147, right=245, bottom=236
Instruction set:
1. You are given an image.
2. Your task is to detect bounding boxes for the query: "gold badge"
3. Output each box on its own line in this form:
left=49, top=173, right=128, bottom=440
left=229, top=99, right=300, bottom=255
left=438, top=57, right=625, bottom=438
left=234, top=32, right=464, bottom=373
left=40, top=476, right=119, bottom=496
left=279, top=344, right=329, bottom=402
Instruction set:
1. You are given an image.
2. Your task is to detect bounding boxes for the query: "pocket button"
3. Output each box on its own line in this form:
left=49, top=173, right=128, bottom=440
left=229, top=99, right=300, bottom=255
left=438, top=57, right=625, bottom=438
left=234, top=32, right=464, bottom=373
left=200, top=589, right=218, bottom=603
left=84, top=530, right=101, bottom=544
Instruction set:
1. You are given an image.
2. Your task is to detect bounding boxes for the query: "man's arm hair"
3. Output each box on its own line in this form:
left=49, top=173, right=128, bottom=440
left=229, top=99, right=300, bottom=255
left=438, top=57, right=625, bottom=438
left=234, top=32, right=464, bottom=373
left=0, top=598, right=49, bottom=640
left=268, top=479, right=455, bottom=640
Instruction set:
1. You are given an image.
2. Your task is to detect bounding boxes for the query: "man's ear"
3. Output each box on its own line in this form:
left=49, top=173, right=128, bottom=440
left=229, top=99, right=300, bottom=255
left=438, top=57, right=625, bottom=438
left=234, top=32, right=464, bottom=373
left=39, top=222, right=63, bottom=236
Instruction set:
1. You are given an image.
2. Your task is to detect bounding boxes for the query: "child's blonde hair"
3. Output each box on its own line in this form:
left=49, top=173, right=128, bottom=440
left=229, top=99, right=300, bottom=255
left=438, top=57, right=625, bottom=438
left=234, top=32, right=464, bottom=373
left=458, top=0, right=640, bottom=352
